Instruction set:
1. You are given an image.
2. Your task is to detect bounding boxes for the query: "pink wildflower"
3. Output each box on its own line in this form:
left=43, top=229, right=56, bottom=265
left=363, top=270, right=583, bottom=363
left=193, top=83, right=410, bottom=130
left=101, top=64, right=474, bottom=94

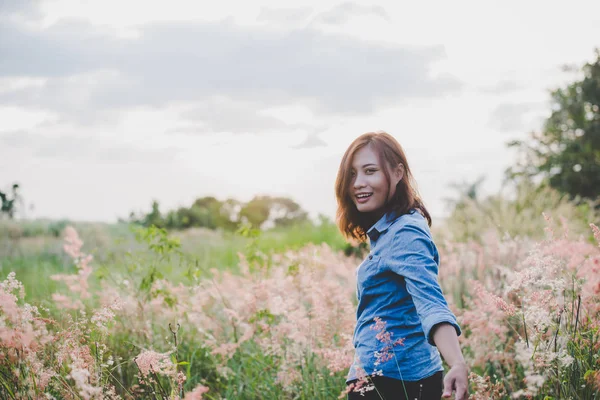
left=316, top=348, right=353, bottom=374
left=592, top=371, right=600, bottom=391
left=210, top=342, right=239, bottom=359
left=338, top=383, right=355, bottom=399
left=542, top=212, right=554, bottom=238
left=474, top=284, right=517, bottom=316
left=90, top=299, right=123, bottom=332
left=0, top=272, right=24, bottom=297
left=591, top=224, right=600, bottom=247
left=63, top=225, right=84, bottom=260
left=276, top=367, right=302, bottom=387
left=134, top=350, right=175, bottom=378
left=51, top=226, right=94, bottom=309
left=52, top=293, right=83, bottom=310
left=468, top=372, right=506, bottom=399
left=177, top=371, right=187, bottom=393
left=349, top=364, right=378, bottom=396
left=183, top=384, right=209, bottom=400
left=0, top=291, right=19, bottom=322
left=369, top=317, right=405, bottom=367
left=68, top=365, right=103, bottom=399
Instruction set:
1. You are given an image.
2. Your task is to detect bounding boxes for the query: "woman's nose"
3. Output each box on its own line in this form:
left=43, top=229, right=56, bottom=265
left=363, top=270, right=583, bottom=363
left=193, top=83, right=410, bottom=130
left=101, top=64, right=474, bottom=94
left=353, top=174, right=366, bottom=189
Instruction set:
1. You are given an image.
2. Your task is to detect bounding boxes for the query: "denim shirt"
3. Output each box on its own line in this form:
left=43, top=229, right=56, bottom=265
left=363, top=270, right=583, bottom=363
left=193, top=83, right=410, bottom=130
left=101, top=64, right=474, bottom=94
left=347, top=209, right=461, bottom=382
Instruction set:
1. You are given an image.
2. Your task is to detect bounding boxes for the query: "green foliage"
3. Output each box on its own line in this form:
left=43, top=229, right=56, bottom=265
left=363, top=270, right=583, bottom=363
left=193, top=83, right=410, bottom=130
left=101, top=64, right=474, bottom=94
left=440, top=179, right=599, bottom=242
left=236, top=221, right=269, bottom=274
left=257, top=215, right=347, bottom=253
left=131, top=196, right=238, bottom=231
left=132, top=195, right=309, bottom=232
left=508, top=49, right=600, bottom=202
left=0, top=183, right=21, bottom=219
left=48, top=219, right=70, bottom=237
left=144, top=200, right=165, bottom=228
left=239, top=196, right=271, bottom=228
left=239, top=195, right=308, bottom=229
left=0, top=253, right=65, bottom=303
left=116, top=225, right=185, bottom=306
left=133, top=224, right=181, bottom=256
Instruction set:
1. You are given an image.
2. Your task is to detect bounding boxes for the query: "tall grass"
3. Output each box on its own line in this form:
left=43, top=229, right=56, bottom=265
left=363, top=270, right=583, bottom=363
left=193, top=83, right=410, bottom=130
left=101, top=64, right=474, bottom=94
left=1, top=189, right=600, bottom=398
left=438, top=182, right=599, bottom=242
left=0, top=218, right=348, bottom=305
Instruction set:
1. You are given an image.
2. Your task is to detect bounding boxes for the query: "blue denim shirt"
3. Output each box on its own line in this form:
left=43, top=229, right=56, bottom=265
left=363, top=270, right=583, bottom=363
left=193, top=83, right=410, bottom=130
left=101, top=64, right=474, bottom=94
left=347, top=209, right=461, bottom=382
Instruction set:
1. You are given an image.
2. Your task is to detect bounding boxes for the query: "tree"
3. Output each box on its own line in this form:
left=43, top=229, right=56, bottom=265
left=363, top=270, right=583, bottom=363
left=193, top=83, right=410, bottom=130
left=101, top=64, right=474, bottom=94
left=0, top=183, right=22, bottom=219
left=269, top=196, right=308, bottom=228
left=217, top=198, right=242, bottom=230
left=143, top=200, right=165, bottom=228
left=190, top=196, right=222, bottom=229
left=239, top=196, right=271, bottom=228
left=239, top=195, right=308, bottom=229
left=174, top=206, right=212, bottom=229
left=192, top=196, right=220, bottom=210
left=507, top=49, right=600, bottom=201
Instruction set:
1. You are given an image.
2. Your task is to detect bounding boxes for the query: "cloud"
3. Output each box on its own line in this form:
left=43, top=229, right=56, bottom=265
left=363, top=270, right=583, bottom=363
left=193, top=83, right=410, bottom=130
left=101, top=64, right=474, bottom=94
left=0, top=69, right=129, bottom=125
left=0, top=0, right=43, bottom=19
left=488, top=102, right=544, bottom=132
left=316, top=2, right=391, bottom=25
left=291, top=132, right=328, bottom=149
left=0, top=14, right=462, bottom=127
left=257, top=6, right=313, bottom=24
left=0, top=130, right=180, bottom=163
left=0, top=18, right=122, bottom=78
left=175, top=97, right=301, bottom=134
left=479, top=80, right=523, bottom=94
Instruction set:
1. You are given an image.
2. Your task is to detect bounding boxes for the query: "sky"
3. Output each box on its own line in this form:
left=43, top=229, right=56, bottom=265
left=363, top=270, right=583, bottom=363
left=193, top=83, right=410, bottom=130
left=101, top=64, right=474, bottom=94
left=2, top=0, right=600, bottom=223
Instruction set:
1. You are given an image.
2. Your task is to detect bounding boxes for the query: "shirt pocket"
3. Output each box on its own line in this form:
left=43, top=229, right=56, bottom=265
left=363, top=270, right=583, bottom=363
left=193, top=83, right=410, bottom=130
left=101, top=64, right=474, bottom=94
left=357, top=254, right=383, bottom=292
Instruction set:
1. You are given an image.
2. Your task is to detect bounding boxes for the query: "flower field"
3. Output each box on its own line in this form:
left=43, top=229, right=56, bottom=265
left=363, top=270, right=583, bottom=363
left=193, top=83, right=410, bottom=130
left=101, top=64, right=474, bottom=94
left=1, top=214, right=599, bottom=399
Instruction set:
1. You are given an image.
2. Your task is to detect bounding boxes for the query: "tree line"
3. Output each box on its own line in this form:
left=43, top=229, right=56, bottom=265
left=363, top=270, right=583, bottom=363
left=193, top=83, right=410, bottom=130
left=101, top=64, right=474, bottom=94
left=128, top=195, right=308, bottom=231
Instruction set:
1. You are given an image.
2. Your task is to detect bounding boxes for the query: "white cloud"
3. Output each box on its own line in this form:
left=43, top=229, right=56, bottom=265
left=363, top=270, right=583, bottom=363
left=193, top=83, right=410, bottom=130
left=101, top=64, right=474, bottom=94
left=0, top=15, right=460, bottom=124
left=315, top=2, right=390, bottom=25
left=292, top=132, right=328, bottom=149
left=488, top=103, right=548, bottom=133
left=257, top=6, right=313, bottom=25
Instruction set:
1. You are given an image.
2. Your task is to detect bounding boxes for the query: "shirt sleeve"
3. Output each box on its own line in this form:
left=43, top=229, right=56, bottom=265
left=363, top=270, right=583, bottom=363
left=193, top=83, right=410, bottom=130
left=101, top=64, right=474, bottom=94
left=386, top=222, right=461, bottom=346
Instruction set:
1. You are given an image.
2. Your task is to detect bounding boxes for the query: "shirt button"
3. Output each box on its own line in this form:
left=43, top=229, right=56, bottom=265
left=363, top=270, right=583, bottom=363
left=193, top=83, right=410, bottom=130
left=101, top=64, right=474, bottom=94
left=368, top=254, right=373, bottom=260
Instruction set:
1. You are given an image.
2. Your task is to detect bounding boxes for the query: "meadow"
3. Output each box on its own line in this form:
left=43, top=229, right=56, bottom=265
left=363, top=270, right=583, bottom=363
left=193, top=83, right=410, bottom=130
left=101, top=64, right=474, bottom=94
left=1, top=185, right=600, bottom=399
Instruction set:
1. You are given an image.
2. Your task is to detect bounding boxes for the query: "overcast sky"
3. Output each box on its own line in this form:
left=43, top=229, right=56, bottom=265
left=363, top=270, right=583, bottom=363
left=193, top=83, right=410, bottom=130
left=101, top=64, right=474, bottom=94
left=2, top=0, right=599, bottom=222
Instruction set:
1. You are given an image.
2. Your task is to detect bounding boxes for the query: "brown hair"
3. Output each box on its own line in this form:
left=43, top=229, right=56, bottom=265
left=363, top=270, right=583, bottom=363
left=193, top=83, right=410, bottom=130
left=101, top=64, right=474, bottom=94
left=334, top=131, right=432, bottom=242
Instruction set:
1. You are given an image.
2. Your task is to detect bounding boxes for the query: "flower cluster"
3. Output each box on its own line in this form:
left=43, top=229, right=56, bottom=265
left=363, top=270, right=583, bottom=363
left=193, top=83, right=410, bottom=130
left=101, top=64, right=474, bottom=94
left=369, top=317, right=405, bottom=366
left=441, top=219, right=600, bottom=398
left=1, top=215, right=599, bottom=399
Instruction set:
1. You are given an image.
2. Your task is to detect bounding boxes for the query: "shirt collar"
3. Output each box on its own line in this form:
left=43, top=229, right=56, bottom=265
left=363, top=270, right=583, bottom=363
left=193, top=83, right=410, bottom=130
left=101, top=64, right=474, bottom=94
left=366, top=210, right=399, bottom=241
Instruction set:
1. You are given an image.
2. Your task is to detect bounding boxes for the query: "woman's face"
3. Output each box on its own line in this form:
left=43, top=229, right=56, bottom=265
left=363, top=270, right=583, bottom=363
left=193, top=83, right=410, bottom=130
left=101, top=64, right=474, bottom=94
left=349, top=145, right=403, bottom=214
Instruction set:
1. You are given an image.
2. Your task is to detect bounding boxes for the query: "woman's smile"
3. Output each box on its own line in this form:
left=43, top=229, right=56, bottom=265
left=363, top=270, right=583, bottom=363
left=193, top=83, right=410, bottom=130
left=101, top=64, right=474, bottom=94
left=355, top=192, right=373, bottom=203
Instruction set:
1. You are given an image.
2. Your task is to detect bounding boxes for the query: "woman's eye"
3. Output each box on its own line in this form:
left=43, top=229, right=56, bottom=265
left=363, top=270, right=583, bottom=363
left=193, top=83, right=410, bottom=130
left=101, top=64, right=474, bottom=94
left=366, top=169, right=376, bottom=174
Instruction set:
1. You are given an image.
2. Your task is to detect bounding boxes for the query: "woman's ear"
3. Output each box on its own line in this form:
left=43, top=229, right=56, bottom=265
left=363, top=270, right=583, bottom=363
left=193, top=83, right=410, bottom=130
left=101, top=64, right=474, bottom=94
left=396, top=163, right=405, bottom=182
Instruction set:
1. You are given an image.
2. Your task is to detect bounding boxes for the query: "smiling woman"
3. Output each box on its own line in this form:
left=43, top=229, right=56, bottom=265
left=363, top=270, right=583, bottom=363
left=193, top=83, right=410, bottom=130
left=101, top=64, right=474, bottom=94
left=335, top=131, right=431, bottom=240
left=334, top=132, right=468, bottom=400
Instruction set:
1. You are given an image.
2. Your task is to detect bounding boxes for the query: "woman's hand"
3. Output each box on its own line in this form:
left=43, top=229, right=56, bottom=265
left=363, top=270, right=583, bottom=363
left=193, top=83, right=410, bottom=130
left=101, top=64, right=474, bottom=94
left=431, top=323, right=469, bottom=399
left=442, top=361, right=469, bottom=400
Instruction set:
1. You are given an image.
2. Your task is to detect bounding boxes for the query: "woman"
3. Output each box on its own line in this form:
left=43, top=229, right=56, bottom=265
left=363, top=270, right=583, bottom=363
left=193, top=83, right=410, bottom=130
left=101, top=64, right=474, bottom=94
left=335, top=132, right=468, bottom=400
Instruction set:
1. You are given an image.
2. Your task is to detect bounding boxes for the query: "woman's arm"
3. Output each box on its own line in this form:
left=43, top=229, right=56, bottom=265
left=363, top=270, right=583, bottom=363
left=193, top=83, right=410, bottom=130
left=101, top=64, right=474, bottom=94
left=386, top=222, right=468, bottom=397
left=432, top=323, right=468, bottom=400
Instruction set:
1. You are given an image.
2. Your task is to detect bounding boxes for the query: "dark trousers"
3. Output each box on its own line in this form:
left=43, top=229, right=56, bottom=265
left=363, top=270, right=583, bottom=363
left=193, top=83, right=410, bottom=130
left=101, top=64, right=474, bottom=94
left=346, top=371, right=443, bottom=400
